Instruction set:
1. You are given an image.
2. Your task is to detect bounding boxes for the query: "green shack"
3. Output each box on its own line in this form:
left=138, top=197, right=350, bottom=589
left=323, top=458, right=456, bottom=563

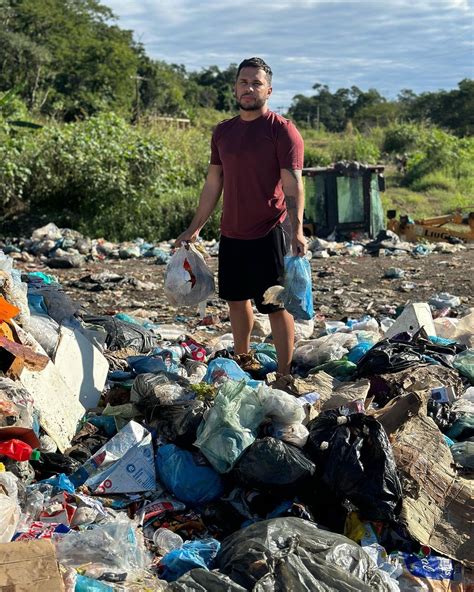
left=302, top=163, right=385, bottom=239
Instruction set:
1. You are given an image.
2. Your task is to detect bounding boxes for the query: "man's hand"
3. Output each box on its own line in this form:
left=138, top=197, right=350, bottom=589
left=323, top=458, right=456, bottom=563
left=292, top=230, right=307, bottom=256
left=174, top=229, right=199, bottom=249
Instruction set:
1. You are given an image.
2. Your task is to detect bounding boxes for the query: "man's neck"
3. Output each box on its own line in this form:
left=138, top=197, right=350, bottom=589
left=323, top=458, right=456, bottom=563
left=239, top=105, right=269, bottom=122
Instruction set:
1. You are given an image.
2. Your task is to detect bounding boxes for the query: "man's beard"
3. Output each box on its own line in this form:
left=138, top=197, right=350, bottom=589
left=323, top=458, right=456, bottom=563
left=237, top=95, right=267, bottom=111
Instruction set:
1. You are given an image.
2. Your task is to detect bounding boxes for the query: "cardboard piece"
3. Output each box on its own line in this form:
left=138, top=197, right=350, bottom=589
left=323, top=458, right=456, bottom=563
left=392, top=407, right=474, bottom=567
left=53, top=326, right=108, bottom=409
left=14, top=322, right=85, bottom=453
left=0, top=539, right=64, bottom=592
left=385, top=302, right=436, bottom=339
left=72, top=421, right=156, bottom=494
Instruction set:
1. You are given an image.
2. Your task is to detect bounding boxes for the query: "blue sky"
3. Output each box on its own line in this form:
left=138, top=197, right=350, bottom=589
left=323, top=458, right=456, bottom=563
left=103, top=0, right=473, bottom=109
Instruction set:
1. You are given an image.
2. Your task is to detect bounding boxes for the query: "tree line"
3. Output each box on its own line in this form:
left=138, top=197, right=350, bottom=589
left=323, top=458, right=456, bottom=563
left=0, top=0, right=472, bottom=136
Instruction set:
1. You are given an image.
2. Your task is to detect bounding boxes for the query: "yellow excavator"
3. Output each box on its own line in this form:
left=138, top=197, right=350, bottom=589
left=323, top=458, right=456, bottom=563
left=387, top=210, right=474, bottom=243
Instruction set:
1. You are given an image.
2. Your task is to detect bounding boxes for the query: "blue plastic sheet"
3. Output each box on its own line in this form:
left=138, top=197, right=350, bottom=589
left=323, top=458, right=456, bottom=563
left=156, top=444, right=224, bottom=505
left=283, top=256, right=314, bottom=320
left=160, top=538, right=221, bottom=582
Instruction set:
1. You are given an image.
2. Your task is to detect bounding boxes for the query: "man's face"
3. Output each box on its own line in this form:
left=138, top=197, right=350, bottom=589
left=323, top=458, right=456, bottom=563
left=235, top=67, right=272, bottom=111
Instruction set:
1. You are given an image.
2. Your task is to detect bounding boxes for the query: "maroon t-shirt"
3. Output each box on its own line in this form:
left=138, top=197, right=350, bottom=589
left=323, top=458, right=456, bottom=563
left=210, top=110, right=304, bottom=239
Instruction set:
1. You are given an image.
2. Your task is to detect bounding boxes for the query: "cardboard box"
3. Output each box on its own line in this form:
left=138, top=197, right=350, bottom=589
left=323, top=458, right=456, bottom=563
left=0, top=539, right=64, bottom=591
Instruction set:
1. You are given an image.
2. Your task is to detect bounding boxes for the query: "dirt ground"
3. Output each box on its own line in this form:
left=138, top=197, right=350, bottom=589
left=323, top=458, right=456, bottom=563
left=15, top=247, right=474, bottom=332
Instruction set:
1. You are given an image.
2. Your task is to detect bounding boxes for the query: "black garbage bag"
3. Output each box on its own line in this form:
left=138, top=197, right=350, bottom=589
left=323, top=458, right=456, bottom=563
left=82, top=315, right=160, bottom=353
left=231, top=437, right=315, bottom=495
left=355, top=330, right=465, bottom=378
left=217, top=517, right=395, bottom=591
left=305, top=411, right=401, bottom=521
left=169, top=568, right=246, bottom=591
left=148, top=400, right=208, bottom=448
left=30, top=451, right=81, bottom=479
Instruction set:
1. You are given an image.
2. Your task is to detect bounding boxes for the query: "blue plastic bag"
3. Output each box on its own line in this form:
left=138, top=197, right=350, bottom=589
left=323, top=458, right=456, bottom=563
left=160, top=538, right=220, bottom=582
left=347, top=342, right=373, bottom=363
left=128, top=350, right=179, bottom=375
left=156, top=444, right=224, bottom=504
left=283, top=256, right=314, bottom=320
left=204, top=358, right=250, bottom=384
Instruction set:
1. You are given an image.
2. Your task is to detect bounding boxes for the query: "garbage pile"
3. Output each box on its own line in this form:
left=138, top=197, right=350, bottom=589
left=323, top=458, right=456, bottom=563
left=0, top=246, right=473, bottom=591
left=1, top=222, right=469, bottom=273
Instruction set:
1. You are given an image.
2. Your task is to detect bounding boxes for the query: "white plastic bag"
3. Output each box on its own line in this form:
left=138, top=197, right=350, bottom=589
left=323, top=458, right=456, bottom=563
left=270, top=422, right=309, bottom=447
left=0, top=471, right=21, bottom=543
left=164, top=244, right=215, bottom=307
left=294, top=333, right=358, bottom=367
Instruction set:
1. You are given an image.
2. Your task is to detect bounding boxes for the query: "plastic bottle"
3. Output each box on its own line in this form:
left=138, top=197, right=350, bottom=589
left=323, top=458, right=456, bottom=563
left=153, top=528, right=183, bottom=554
left=0, top=439, right=40, bottom=462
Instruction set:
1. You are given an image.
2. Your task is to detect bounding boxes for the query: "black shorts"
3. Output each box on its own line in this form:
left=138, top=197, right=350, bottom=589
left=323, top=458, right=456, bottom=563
left=218, top=224, right=287, bottom=314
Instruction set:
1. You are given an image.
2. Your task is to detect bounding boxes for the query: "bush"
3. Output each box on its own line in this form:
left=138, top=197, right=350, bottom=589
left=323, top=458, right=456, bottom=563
left=329, top=133, right=381, bottom=163
left=410, top=172, right=457, bottom=193
left=304, top=146, right=331, bottom=167
left=382, top=123, right=422, bottom=153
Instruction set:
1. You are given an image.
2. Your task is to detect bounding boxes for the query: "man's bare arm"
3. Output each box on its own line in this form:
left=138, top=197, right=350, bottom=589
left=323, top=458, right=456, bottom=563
left=175, top=164, right=223, bottom=245
left=281, top=168, right=307, bottom=255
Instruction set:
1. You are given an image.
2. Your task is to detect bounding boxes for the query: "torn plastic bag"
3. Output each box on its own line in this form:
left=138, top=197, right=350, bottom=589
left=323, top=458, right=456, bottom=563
left=0, top=471, right=21, bottom=543
left=156, top=444, right=224, bottom=505
left=55, top=515, right=149, bottom=577
left=160, top=538, right=221, bottom=582
left=355, top=330, right=465, bottom=378
left=294, top=333, right=358, bottom=368
left=27, top=313, right=60, bottom=357
left=305, top=411, right=402, bottom=521
left=164, top=244, right=215, bottom=307
left=268, top=422, right=309, bottom=447
left=149, top=400, right=208, bottom=448
left=217, top=517, right=396, bottom=591
left=262, top=388, right=305, bottom=424
left=82, top=315, right=160, bottom=353
left=194, top=380, right=265, bottom=473
left=231, top=437, right=315, bottom=494
left=131, top=372, right=191, bottom=408
left=203, top=358, right=251, bottom=385
left=169, top=569, right=246, bottom=591
left=451, top=441, right=474, bottom=470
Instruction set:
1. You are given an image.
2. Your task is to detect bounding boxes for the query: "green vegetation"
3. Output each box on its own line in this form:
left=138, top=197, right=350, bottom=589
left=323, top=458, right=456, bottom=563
left=0, top=0, right=472, bottom=239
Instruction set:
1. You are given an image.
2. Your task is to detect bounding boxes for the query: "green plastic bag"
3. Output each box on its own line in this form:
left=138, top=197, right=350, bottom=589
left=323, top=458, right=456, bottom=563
left=453, top=349, right=474, bottom=383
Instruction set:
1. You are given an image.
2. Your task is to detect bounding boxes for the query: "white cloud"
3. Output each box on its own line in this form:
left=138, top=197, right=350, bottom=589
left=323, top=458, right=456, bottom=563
left=102, top=0, right=474, bottom=106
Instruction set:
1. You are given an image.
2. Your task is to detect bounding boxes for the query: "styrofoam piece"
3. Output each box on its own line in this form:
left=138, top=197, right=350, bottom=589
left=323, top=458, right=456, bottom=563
left=54, top=326, right=108, bottom=409
left=14, top=323, right=85, bottom=453
left=384, top=302, right=436, bottom=339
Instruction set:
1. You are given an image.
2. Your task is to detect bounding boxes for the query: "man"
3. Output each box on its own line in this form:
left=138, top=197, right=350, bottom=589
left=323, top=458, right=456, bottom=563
left=175, top=57, right=306, bottom=375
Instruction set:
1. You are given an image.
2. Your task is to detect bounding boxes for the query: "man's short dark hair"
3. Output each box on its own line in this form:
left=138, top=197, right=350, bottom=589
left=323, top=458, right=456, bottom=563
left=237, top=57, right=272, bottom=84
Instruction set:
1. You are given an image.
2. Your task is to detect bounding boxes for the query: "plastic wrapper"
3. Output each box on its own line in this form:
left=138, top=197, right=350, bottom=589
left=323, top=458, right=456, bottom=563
left=231, top=437, right=315, bottom=494
left=0, top=471, right=21, bottom=542
left=156, top=444, right=224, bottom=505
left=55, top=516, right=150, bottom=577
left=217, top=517, right=395, bottom=591
left=164, top=244, right=215, bottom=307
left=305, top=411, right=402, bottom=521
left=394, top=552, right=465, bottom=592
left=160, top=538, right=221, bottom=582
left=194, top=380, right=265, bottom=473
